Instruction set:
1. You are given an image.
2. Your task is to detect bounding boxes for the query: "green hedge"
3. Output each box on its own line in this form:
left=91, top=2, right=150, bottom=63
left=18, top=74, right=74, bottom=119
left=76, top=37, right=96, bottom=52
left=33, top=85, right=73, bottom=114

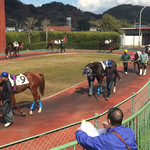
left=6, top=31, right=120, bottom=50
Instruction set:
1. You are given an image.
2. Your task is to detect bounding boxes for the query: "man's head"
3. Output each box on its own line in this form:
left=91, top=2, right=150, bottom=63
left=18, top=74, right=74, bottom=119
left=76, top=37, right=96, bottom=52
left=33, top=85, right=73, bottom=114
left=124, top=49, right=128, bottom=53
left=107, top=107, right=124, bottom=126
left=142, top=49, right=146, bottom=53
left=0, top=72, right=8, bottom=78
left=108, top=60, right=112, bottom=67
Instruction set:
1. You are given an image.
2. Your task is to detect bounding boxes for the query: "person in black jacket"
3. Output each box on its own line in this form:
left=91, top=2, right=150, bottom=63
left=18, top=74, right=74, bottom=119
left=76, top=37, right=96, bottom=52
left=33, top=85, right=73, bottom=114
left=106, top=61, right=121, bottom=100
left=0, top=72, right=13, bottom=127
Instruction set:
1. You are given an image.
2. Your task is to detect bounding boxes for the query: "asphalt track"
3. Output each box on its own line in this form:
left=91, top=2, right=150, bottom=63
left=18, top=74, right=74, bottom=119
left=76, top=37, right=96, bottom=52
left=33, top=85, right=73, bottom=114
left=0, top=49, right=149, bottom=146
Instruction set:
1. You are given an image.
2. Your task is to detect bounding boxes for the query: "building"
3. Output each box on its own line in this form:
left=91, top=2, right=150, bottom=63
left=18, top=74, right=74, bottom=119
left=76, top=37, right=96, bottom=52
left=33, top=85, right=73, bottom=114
left=121, top=27, right=150, bottom=47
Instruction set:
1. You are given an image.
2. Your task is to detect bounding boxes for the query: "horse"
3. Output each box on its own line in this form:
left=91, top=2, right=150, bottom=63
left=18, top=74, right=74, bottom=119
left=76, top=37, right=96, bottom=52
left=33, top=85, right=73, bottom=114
left=130, top=51, right=142, bottom=74
left=0, top=72, right=45, bottom=116
left=145, top=45, right=150, bottom=56
left=5, top=41, right=22, bottom=58
left=99, top=39, right=116, bottom=53
left=82, top=60, right=117, bottom=99
left=47, top=39, right=62, bottom=53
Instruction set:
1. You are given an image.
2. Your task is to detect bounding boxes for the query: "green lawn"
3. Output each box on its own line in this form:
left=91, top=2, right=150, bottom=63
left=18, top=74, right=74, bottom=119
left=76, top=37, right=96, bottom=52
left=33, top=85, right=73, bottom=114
left=0, top=52, right=121, bottom=103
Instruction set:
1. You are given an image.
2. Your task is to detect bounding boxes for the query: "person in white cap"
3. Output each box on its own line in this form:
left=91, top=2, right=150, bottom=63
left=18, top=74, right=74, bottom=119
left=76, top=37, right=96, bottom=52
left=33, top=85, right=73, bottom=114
left=139, top=49, right=149, bottom=76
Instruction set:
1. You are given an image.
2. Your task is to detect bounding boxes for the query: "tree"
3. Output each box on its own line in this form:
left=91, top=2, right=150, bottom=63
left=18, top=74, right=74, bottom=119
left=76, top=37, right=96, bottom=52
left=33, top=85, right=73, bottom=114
left=99, top=14, right=131, bottom=33
left=99, top=14, right=121, bottom=32
left=25, top=17, right=38, bottom=43
left=41, top=18, right=51, bottom=42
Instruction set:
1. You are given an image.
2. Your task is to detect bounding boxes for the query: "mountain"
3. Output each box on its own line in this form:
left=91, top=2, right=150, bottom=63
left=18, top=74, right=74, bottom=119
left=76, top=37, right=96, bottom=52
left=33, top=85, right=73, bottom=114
left=5, top=0, right=101, bottom=30
left=104, top=4, right=150, bottom=25
left=5, top=0, right=150, bottom=30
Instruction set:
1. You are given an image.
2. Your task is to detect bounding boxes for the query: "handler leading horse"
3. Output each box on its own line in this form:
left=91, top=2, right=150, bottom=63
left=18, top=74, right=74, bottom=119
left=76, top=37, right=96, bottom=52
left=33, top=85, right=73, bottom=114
left=82, top=60, right=117, bottom=99
left=0, top=72, right=45, bottom=116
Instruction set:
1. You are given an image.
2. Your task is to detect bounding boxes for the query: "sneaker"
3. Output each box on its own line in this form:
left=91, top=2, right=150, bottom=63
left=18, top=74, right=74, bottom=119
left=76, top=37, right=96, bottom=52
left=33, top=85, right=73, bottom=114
left=5, top=122, right=13, bottom=128
left=124, top=72, right=127, bottom=74
left=105, top=97, right=109, bottom=100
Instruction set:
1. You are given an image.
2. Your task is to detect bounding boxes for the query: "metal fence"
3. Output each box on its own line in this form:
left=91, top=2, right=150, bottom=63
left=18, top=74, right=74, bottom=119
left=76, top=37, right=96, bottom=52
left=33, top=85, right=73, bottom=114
left=0, top=79, right=150, bottom=150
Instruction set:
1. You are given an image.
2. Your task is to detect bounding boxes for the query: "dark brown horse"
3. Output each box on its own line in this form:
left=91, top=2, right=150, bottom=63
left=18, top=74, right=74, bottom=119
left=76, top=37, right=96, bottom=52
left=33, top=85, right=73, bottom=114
left=82, top=60, right=117, bottom=99
left=0, top=72, right=45, bottom=116
left=99, top=39, right=117, bottom=53
left=47, top=39, right=61, bottom=53
left=130, top=51, right=142, bottom=74
left=5, top=42, right=23, bottom=58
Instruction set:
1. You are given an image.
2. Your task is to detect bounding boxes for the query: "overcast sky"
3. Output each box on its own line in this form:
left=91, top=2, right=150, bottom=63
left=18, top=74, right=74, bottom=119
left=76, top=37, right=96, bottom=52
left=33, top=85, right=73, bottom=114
left=20, top=0, right=149, bottom=14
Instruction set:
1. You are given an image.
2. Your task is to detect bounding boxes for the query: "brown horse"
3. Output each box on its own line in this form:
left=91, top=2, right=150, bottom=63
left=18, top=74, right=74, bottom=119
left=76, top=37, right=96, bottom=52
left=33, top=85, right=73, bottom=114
left=0, top=72, right=45, bottom=116
left=5, top=42, right=23, bottom=59
left=46, top=39, right=61, bottom=53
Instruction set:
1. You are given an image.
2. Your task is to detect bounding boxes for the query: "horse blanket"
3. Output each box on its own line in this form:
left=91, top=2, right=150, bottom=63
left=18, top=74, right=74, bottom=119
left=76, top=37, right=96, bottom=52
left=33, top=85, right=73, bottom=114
left=54, top=40, right=61, bottom=44
left=13, top=42, right=19, bottom=48
left=8, top=74, right=29, bottom=86
left=100, top=61, right=109, bottom=70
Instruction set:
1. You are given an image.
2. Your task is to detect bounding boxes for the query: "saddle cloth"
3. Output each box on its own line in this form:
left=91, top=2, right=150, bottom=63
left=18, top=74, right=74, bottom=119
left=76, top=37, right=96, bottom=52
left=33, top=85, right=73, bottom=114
left=13, top=42, right=19, bottom=48
left=100, top=61, right=108, bottom=70
left=54, top=40, right=61, bottom=44
left=8, top=74, right=29, bottom=86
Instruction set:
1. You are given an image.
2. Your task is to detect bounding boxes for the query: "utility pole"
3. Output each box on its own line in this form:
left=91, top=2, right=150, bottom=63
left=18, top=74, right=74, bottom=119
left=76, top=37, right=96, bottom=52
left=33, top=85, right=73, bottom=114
left=0, top=0, right=6, bottom=54
left=139, top=5, right=148, bottom=47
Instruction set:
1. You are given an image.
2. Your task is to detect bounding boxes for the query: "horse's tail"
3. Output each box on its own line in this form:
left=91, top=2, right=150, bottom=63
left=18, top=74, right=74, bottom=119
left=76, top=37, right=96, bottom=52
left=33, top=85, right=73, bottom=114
left=46, top=42, right=49, bottom=49
left=39, top=73, right=45, bottom=96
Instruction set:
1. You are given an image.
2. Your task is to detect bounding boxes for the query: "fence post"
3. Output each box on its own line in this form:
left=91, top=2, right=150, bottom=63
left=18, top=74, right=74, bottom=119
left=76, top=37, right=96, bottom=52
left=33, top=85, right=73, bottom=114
left=131, top=92, right=136, bottom=115
left=147, top=79, right=150, bottom=101
left=94, top=113, right=99, bottom=129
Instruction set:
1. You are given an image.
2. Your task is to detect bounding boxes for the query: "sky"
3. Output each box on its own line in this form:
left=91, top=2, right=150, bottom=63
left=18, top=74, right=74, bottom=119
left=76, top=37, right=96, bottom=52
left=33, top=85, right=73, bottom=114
left=20, top=0, right=149, bottom=14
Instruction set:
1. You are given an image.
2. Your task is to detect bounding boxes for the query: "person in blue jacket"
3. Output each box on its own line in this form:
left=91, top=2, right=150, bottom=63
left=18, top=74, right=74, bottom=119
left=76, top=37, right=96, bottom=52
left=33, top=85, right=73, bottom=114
left=76, top=107, right=137, bottom=150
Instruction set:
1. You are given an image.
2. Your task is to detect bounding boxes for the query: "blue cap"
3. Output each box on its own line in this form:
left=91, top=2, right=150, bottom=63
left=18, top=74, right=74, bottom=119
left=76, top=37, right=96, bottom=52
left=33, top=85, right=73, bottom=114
left=142, top=49, right=146, bottom=52
left=108, top=60, right=112, bottom=66
left=0, top=72, right=8, bottom=77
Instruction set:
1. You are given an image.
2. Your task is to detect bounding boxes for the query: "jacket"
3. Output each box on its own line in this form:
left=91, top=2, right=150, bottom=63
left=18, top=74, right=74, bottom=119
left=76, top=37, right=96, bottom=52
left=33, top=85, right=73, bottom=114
left=106, top=67, right=121, bottom=81
left=76, top=125, right=137, bottom=150
left=1, top=79, right=12, bottom=101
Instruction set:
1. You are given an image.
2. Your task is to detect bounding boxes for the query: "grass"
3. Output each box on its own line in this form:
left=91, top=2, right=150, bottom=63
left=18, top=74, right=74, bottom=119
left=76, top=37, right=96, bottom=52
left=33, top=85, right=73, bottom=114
left=0, top=52, right=121, bottom=103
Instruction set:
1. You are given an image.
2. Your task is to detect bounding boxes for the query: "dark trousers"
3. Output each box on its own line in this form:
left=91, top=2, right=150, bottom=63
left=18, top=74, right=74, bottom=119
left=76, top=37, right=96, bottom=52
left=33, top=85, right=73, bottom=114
left=88, top=76, right=95, bottom=95
left=123, top=62, right=128, bottom=72
left=139, top=63, right=147, bottom=69
left=107, top=79, right=114, bottom=97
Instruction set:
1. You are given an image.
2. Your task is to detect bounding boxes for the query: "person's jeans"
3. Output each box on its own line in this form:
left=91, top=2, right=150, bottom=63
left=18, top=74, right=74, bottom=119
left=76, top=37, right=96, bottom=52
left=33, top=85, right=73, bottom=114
left=107, top=80, right=113, bottom=97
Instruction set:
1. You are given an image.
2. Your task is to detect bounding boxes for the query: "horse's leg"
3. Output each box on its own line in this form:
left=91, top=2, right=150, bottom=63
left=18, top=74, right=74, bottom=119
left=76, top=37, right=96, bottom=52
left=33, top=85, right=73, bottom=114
left=11, top=94, right=26, bottom=116
left=96, top=76, right=104, bottom=99
left=29, top=87, right=42, bottom=115
left=113, top=77, right=117, bottom=93
left=133, top=62, right=136, bottom=74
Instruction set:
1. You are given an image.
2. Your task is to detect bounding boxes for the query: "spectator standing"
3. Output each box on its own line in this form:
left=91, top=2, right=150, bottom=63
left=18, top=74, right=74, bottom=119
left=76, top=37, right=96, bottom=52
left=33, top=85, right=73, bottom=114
left=139, top=49, right=149, bottom=76
left=119, top=49, right=131, bottom=74
left=76, top=107, right=137, bottom=150
left=0, top=72, right=14, bottom=127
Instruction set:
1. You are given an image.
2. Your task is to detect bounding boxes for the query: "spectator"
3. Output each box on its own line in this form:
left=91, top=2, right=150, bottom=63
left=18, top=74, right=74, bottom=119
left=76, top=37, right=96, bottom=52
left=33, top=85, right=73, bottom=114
left=76, top=107, right=137, bottom=150
left=0, top=72, right=14, bottom=127
left=105, top=60, right=121, bottom=100
left=139, top=49, right=149, bottom=76
left=119, top=49, right=131, bottom=74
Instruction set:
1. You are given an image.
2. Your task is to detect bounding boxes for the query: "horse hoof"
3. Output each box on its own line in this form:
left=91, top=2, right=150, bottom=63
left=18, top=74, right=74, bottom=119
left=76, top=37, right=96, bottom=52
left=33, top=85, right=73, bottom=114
left=38, top=108, right=42, bottom=113
left=22, top=112, right=26, bottom=117
left=29, top=111, right=33, bottom=116
left=96, top=97, right=99, bottom=100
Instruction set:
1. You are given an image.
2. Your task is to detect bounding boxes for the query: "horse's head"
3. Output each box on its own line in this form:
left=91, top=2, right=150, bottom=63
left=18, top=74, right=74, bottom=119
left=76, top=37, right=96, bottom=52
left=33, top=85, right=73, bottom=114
left=82, top=66, right=94, bottom=80
left=131, top=54, right=135, bottom=61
